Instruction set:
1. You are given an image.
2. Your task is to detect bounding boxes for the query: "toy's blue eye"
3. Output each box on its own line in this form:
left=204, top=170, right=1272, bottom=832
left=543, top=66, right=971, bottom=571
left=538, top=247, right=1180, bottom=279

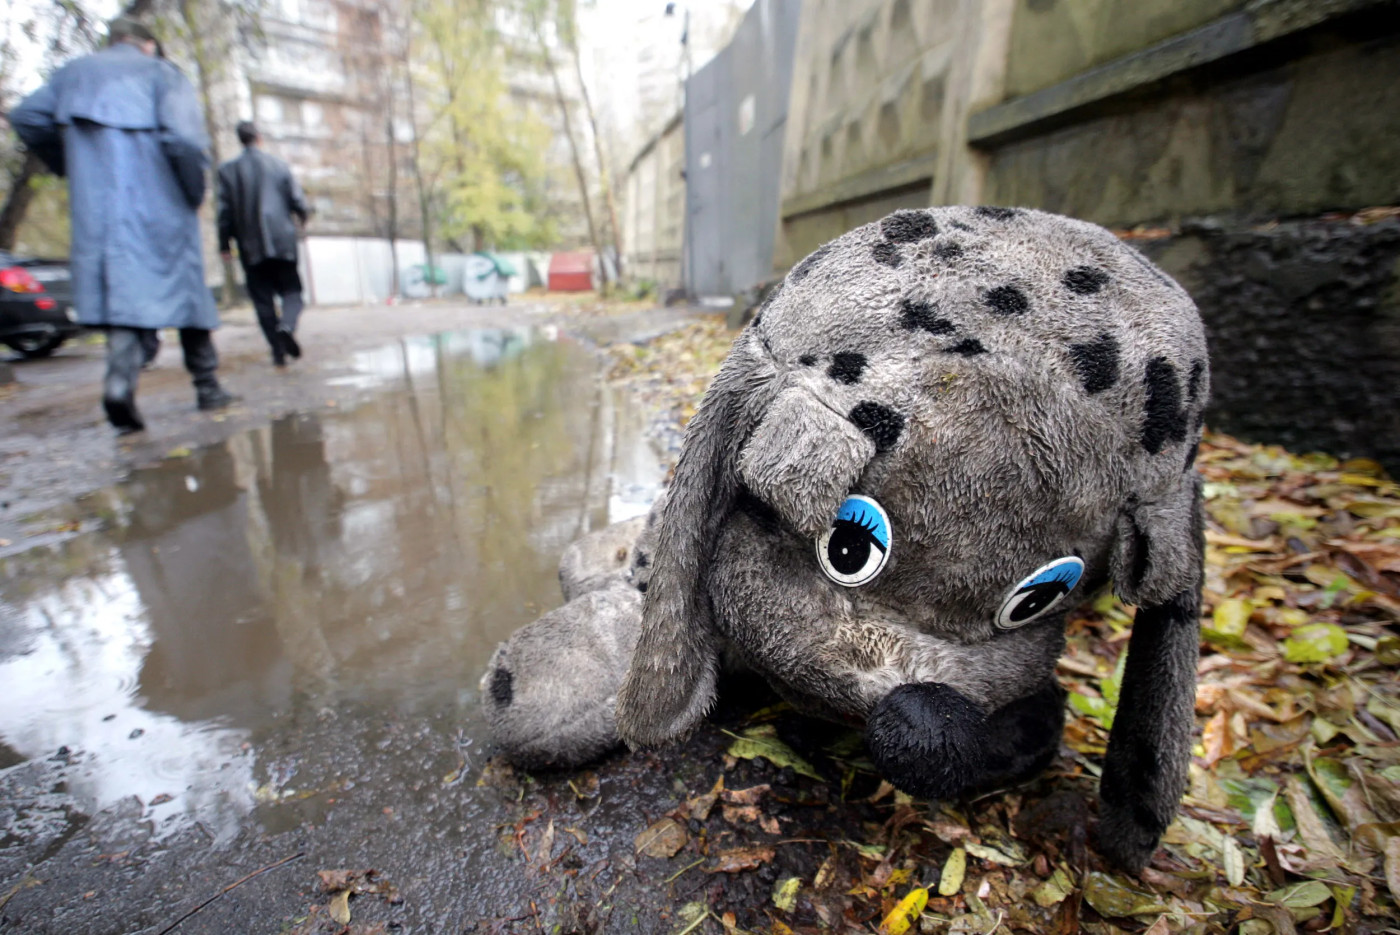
left=996, top=556, right=1084, bottom=629
left=816, top=495, right=891, bottom=587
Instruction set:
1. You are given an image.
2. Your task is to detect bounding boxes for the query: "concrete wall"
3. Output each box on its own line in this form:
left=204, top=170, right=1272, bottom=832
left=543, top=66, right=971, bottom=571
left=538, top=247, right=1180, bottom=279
left=622, top=114, right=686, bottom=290
left=775, top=0, right=1014, bottom=267
left=772, top=0, right=1400, bottom=464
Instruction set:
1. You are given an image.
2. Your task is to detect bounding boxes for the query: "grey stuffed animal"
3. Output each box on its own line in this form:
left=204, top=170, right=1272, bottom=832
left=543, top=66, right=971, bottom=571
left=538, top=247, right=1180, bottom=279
left=482, top=206, right=1207, bottom=872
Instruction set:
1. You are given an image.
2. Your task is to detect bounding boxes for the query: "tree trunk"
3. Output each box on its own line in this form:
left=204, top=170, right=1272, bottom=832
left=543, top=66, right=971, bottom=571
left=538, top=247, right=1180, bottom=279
left=571, top=46, right=622, bottom=282
left=179, top=0, right=238, bottom=305
left=402, top=16, right=437, bottom=297
left=535, top=19, right=601, bottom=278
left=0, top=152, right=42, bottom=251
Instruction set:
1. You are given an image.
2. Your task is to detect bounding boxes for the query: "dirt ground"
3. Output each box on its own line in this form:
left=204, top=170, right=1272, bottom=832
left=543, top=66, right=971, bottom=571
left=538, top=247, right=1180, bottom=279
left=1, top=302, right=1398, bottom=935
left=0, top=296, right=689, bottom=549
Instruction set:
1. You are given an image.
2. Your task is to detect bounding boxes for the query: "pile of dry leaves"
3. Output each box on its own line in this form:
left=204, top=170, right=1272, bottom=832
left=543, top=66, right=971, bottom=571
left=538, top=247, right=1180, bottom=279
left=598, top=318, right=1400, bottom=934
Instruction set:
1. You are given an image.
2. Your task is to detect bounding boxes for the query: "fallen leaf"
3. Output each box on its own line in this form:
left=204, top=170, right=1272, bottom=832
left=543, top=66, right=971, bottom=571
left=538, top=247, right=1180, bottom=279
left=1265, top=880, right=1333, bottom=908
left=772, top=876, right=800, bottom=912
left=707, top=845, right=775, bottom=873
left=535, top=819, right=555, bottom=864
left=1081, top=871, right=1167, bottom=918
left=1033, top=868, right=1074, bottom=908
left=938, top=847, right=966, bottom=896
left=635, top=817, right=687, bottom=859
left=721, top=784, right=769, bottom=806
left=1283, top=623, right=1350, bottom=663
left=328, top=889, right=351, bottom=925
left=725, top=726, right=822, bottom=780
left=879, top=887, right=928, bottom=935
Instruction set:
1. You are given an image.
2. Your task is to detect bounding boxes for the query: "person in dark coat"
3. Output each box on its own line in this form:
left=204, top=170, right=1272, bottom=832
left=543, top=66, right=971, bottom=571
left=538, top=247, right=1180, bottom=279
left=9, top=17, right=235, bottom=434
left=218, top=121, right=310, bottom=367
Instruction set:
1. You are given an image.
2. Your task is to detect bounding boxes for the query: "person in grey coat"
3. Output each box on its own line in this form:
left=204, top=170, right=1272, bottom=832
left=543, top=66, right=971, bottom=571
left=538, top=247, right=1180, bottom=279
left=218, top=121, right=310, bottom=367
left=9, top=17, right=235, bottom=434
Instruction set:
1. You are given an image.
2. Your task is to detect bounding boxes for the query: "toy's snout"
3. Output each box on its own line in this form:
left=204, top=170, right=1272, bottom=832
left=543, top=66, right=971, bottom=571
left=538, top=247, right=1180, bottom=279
left=736, top=384, right=879, bottom=538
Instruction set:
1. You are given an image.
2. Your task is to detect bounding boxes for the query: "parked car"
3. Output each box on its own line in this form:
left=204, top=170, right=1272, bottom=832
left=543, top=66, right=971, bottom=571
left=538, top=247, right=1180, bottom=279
left=0, top=250, right=79, bottom=358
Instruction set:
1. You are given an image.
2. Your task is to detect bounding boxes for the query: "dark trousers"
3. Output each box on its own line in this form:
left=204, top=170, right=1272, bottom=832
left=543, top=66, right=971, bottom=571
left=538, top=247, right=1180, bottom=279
left=105, top=326, right=220, bottom=402
left=245, top=259, right=304, bottom=361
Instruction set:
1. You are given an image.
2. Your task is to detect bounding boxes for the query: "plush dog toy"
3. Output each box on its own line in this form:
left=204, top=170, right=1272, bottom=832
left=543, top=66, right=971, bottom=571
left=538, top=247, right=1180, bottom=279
left=482, top=206, right=1208, bottom=871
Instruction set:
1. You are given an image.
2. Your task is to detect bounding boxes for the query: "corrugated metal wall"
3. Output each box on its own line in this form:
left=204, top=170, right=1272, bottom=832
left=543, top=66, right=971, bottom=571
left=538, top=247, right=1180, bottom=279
left=684, top=0, right=802, bottom=298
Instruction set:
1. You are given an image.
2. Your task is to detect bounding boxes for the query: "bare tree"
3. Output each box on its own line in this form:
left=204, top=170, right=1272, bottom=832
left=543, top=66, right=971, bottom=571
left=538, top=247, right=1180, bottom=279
left=0, top=0, right=102, bottom=250
left=568, top=27, right=622, bottom=281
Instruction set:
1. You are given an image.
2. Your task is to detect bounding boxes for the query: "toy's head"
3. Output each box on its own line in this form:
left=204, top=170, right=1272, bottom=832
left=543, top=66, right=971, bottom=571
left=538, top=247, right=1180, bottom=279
left=617, top=207, right=1208, bottom=867
left=738, top=206, right=1208, bottom=634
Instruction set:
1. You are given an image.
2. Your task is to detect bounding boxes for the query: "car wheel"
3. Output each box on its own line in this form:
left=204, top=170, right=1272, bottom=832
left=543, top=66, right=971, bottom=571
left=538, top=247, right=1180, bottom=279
left=5, top=334, right=67, bottom=359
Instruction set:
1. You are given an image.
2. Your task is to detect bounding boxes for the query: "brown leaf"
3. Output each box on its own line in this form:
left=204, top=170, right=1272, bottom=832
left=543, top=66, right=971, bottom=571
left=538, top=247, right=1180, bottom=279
left=1386, top=836, right=1400, bottom=903
left=634, top=817, right=688, bottom=859
left=534, top=819, right=555, bottom=865
left=722, top=804, right=762, bottom=826
left=721, top=784, right=769, bottom=806
left=707, top=845, right=775, bottom=873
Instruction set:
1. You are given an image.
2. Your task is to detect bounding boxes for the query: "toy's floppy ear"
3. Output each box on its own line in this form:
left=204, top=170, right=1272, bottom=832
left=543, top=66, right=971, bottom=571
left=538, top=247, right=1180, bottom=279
left=1099, top=471, right=1205, bottom=870
left=616, top=345, right=769, bottom=747
left=736, top=386, right=877, bottom=537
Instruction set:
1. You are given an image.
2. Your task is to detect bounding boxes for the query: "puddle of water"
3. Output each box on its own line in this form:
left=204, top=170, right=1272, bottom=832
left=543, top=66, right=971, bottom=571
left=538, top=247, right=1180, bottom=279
left=0, top=328, right=664, bottom=839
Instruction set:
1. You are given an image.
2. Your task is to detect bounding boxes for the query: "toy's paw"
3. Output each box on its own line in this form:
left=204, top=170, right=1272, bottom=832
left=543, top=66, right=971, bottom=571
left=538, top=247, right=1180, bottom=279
left=481, top=582, right=642, bottom=770
left=865, top=682, right=989, bottom=801
left=1095, top=797, right=1168, bottom=872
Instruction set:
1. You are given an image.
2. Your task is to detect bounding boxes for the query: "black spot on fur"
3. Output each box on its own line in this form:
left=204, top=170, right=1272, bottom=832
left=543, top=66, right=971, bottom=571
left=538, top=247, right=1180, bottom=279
left=900, top=299, right=955, bottom=335
left=872, top=241, right=902, bottom=268
left=1063, top=266, right=1110, bottom=295
left=976, top=206, right=1021, bottom=220
left=791, top=244, right=831, bottom=282
left=827, top=352, right=867, bottom=385
left=1141, top=357, right=1189, bottom=454
left=634, top=551, right=649, bottom=568
left=1184, top=441, right=1200, bottom=471
left=1069, top=333, right=1121, bottom=394
left=881, top=210, right=938, bottom=243
left=866, top=683, right=990, bottom=800
left=489, top=667, right=514, bottom=706
left=948, top=338, right=986, bottom=356
left=849, top=401, right=905, bottom=452
left=750, top=312, right=762, bottom=330
left=950, top=221, right=973, bottom=232
left=985, top=284, right=1030, bottom=316
left=637, top=581, right=648, bottom=593
left=798, top=354, right=817, bottom=367
left=1187, top=360, right=1205, bottom=403
left=932, top=242, right=963, bottom=260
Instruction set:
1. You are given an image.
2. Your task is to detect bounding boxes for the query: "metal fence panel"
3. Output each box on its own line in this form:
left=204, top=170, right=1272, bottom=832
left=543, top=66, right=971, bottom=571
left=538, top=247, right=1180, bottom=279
left=684, top=0, right=802, bottom=299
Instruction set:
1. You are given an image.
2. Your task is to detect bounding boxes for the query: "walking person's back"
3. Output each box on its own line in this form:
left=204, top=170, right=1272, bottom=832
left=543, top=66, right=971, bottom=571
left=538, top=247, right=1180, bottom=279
left=9, top=16, right=235, bottom=433
left=218, top=121, right=310, bottom=367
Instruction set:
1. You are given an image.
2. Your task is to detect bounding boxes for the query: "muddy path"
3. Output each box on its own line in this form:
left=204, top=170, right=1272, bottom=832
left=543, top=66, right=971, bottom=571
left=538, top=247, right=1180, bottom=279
left=1, top=303, right=889, bottom=934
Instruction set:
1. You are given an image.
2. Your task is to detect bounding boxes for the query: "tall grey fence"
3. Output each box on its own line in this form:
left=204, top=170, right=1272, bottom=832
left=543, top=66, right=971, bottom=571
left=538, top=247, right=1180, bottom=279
left=684, top=0, right=802, bottom=299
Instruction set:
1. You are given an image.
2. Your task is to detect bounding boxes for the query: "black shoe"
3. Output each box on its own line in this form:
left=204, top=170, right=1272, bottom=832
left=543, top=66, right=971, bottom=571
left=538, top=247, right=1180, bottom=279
left=103, top=394, right=145, bottom=434
left=272, top=353, right=287, bottom=368
left=197, top=388, right=238, bottom=411
left=277, top=327, right=301, bottom=360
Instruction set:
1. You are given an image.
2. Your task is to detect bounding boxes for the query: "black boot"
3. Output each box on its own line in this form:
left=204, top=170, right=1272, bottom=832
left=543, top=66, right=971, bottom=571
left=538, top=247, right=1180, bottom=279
left=277, top=326, right=301, bottom=360
left=180, top=328, right=238, bottom=411
left=103, top=327, right=147, bottom=434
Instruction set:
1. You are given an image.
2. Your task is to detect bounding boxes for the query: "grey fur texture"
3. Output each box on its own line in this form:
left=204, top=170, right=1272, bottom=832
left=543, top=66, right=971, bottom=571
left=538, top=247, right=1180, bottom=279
left=481, top=511, right=659, bottom=769
left=485, top=207, right=1208, bottom=871
left=559, top=515, right=648, bottom=602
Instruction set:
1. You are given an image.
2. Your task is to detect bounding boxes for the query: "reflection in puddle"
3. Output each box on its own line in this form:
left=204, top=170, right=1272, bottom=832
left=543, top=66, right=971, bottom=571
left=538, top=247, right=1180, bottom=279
left=0, top=328, right=664, bottom=837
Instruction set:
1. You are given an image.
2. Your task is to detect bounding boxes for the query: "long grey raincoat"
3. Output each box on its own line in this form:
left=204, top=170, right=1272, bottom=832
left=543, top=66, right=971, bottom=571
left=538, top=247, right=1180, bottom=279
left=10, top=44, right=218, bottom=330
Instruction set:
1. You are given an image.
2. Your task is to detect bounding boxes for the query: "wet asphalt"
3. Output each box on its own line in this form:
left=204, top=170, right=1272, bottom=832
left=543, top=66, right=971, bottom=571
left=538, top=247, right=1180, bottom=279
left=0, top=301, right=886, bottom=934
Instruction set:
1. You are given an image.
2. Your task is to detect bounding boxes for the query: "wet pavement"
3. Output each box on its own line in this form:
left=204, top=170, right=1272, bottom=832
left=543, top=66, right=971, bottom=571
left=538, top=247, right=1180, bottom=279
left=0, top=307, right=878, bottom=933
